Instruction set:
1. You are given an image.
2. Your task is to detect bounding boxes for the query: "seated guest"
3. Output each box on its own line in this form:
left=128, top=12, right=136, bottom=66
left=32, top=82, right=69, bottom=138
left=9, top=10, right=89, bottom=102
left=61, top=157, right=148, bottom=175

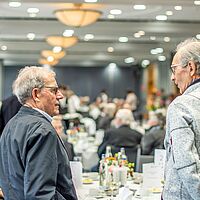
left=97, top=103, right=117, bottom=130
left=98, top=108, right=142, bottom=163
left=0, top=94, right=22, bottom=135
left=141, top=112, right=166, bottom=155
left=52, top=115, right=75, bottom=161
left=58, top=84, right=69, bottom=114
left=67, top=90, right=80, bottom=113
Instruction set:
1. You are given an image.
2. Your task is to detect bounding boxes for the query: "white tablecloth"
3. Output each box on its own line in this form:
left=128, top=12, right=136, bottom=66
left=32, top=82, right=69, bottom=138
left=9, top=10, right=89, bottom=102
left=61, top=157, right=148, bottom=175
left=77, top=173, right=162, bottom=200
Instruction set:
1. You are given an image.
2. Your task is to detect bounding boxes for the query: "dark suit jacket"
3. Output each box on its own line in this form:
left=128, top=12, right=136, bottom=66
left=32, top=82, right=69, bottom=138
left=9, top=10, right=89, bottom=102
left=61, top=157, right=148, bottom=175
left=98, top=125, right=142, bottom=163
left=141, top=125, right=165, bottom=155
left=0, top=95, right=22, bottom=135
left=0, top=106, right=77, bottom=200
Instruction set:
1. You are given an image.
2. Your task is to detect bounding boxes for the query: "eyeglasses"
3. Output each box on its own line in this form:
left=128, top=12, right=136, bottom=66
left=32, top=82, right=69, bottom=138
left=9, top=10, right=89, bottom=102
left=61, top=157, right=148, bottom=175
left=170, top=63, right=187, bottom=74
left=42, top=86, right=59, bottom=95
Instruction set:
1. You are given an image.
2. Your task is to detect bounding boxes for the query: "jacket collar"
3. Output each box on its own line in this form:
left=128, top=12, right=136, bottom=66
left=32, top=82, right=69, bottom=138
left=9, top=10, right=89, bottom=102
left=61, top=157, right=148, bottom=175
left=19, top=106, right=51, bottom=122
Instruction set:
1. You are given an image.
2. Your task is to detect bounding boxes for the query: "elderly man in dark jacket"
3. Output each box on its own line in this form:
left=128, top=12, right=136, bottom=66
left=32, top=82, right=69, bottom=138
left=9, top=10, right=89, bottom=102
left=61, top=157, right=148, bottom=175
left=0, top=66, right=77, bottom=200
left=98, top=108, right=142, bottom=163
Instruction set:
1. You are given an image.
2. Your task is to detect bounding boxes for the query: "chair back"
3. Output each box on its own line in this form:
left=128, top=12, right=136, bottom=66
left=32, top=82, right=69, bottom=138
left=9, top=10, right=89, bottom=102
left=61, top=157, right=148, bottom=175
left=135, top=145, right=154, bottom=172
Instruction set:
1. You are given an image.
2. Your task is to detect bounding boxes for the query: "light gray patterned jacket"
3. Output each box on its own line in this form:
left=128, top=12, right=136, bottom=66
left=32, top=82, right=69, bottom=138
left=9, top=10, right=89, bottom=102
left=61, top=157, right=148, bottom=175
left=163, top=81, right=200, bottom=200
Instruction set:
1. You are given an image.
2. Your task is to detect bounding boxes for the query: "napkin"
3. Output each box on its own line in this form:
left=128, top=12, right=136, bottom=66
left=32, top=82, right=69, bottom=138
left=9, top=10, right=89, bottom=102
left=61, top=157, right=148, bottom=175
left=117, top=186, right=133, bottom=200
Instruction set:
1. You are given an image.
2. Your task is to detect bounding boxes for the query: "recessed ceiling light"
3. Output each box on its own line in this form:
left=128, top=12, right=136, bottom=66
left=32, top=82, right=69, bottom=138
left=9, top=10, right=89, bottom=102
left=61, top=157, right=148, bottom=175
left=138, top=30, right=145, bottom=36
left=84, top=0, right=97, bottom=2
left=151, top=48, right=163, bottom=54
left=84, top=34, right=94, bottom=41
left=164, top=37, right=171, bottom=42
left=150, top=36, right=156, bottom=40
left=27, top=8, right=39, bottom=14
left=196, top=34, right=200, bottom=39
left=47, top=56, right=54, bottom=62
left=118, top=37, right=128, bottom=42
left=134, top=33, right=141, bottom=38
left=158, top=55, right=166, bottom=61
left=107, top=14, right=115, bottom=19
left=108, top=63, right=117, bottom=69
left=110, top=9, right=122, bottom=15
left=156, top=48, right=164, bottom=53
left=174, top=6, right=182, bottom=10
left=194, top=1, right=200, bottom=5
left=107, top=47, right=114, bottom=52
left=53, top=46, right=62, bottom=53
left=1, top=45, right=7, bottom=51
left=141, top=59, right=150, bottom=67
left=133, top=5, right=146, bottom=10
left=150, top=49, right=157, bottom=55
left=156, top=15, right=167, bottom=21
left=63, top=29, right=74, bottom=37
left=29, top=13, right=37, bottom=17
left=9, top=1, right=21, bottom=8
left=27, top=33, right=35, bottom=40
left=166, top=11, right=173, bottom=16
left=124, top=57, right=135, bottom=64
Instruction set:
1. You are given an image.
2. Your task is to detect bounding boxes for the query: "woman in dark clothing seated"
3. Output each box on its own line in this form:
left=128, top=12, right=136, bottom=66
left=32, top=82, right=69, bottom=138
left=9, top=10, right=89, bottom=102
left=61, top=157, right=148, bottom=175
left=141, top=112, right=166, bottom=155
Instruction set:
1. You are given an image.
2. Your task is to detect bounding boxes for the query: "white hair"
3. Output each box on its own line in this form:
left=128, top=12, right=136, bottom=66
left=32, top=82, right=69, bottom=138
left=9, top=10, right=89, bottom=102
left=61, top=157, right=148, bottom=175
left=13, top=66, right=56, bottom=104
left=115, top=108, right=134, bottom=125
left=176, top=38, right=200, bottom=75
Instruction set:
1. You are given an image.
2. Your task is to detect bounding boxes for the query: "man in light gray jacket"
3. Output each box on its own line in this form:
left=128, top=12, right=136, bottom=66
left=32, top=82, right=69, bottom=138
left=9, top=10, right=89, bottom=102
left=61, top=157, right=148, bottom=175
left=163, top=38, right=200, bottom=200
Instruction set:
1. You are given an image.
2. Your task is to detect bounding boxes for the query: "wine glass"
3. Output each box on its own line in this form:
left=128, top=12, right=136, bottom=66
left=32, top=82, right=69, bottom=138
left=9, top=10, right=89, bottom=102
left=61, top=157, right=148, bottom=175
left=108, top=173, right=120, bottom=200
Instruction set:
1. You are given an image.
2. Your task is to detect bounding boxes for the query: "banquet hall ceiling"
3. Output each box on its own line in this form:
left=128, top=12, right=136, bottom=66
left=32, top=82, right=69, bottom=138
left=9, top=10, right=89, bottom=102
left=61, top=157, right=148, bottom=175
left=0, top=0, right=200, bottom=67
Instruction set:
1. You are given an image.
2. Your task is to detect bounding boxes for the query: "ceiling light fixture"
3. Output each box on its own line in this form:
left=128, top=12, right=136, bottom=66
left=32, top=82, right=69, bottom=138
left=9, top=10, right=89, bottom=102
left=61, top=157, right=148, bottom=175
left=119, top=37, right=128, bottom=42
left=84, top=0, right=98, bottom=2
left=54, top=3, right=102, bottom=27
left=124, top=57, right=134, bottom=64
left=41, top=50, right=66, bottom=60
left=150, top=36, right=156, bottom=40
left=194, top=1, right=200, bottom=5
left=84, top=34, right=94, bottom=41
left=196, top=34, right=200, bottom=39
left=27, top=7, right=39, bottom=14
left=134, top=33, right=141, bottom=38
left=164, top=37, right=170, bottom=42
left=39, top=58, right=59, bottom=66
left=27, top=33, right=35, bottom=40
left=133, top=5, right=146, bottom=10
left=63, top=29, right=74, bottom=37
left=166, top=11, right=173, bottom=16
left=110, top=9, right=122, bottom=15
left=107, top=14, right=115, bottom=19
left=156, top=15, right=167, bottom=21
left=107, top=47, right=114, bottom=53
left=1, top=46, right=7, bottom=51
left=141, top=59, right=150, bottom=68
left=158, top=55, right=166, bottom=61
left=174, top=6, right=182, bottom=10
left=9, top=1, right=21, bottom=8
left=46, top=36, right=78, bottom=48
left=138, top=30, right=145, bottom=36
left=53, top=46, right=62, bottom=53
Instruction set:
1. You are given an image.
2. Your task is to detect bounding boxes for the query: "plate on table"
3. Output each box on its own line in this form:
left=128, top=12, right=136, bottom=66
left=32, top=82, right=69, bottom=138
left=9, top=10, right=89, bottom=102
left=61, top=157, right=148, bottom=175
left=148, top=187, right=162, bottom=193
left=83, top=178, right=93, bottom=184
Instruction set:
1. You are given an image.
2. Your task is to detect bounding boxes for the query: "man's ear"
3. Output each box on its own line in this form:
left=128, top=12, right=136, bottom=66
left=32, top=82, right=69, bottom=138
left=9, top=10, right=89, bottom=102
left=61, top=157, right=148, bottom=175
left=188, top=61, right=197, bottom=76
left=32, top=88, right=40, bottom=102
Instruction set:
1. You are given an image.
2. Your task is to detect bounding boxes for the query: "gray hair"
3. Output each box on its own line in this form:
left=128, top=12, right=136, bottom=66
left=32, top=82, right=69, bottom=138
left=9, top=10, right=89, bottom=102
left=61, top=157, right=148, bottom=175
left=115, top=108, right=134, bottom=125
left=13, top=66, right=56, bottom=104
left=176, top=38, right=200, bottom=75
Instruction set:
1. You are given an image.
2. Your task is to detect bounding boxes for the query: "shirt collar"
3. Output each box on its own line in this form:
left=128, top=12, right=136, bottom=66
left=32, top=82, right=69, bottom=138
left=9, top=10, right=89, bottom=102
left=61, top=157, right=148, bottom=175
left=33, top=108, right=52, bottom=122
left=188, top=78, right=200, bottom=88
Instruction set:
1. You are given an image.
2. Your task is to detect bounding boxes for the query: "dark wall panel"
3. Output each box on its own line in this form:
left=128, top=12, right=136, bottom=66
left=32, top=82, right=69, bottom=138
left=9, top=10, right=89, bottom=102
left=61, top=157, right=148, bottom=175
left=2, top=65, right=142, bottom=101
